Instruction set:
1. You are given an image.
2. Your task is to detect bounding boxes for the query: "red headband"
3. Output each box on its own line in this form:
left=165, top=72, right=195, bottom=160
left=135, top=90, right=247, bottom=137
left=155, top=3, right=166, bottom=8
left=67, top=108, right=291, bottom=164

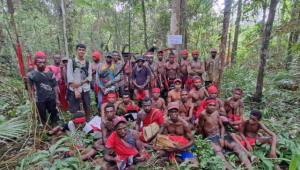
left=181, top=50, right=188, bottom=54
left=92, top=51, right=101, bottom=59
left=233, top=89, right=242, bottom=95
left=193, top=78, right=201, bottom=83
left=152, top=88, right=160, bottom=93
left=169, top=54, right=175, bottom=58
left=208, top=86, right=218, bottom=93
left=35, top=51, right=46, bottom=57
left=205, top=99, right=218, bottom=105
left=107, top=93, right=116, bottom=98
left=157, top=51, right=163, bottom=54
left=73, top=117, right=86, bottom=123
left=181, top=91, right=188, bottom=94
left=192, top=50, right=198, bottom=54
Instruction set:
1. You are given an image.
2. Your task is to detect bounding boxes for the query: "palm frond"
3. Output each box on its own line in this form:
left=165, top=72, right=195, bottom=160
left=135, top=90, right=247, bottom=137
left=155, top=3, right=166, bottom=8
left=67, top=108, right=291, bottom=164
left=0, top=117, right=28, bottom=144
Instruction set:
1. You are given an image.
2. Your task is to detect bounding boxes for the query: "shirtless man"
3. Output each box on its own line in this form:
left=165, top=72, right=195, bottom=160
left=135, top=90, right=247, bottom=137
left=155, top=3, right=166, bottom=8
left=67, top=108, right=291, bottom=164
left=151, top=88, right=166, bottom=114
left=186, top=50, right=205, bottom=90
left=100, top=92, right=119, bottom=119
left=91, top=51, right=101, bottom=103
left=188, top=77, right=208, bottom=123
left=178, top=89, right=194, bottom=123
left=93, top=104, right=116, bottom=150
left=157, top=102, right=199, bottom=165
left=155, top=50, right=166, bottom=91
left=224, top=88, right=244, bottom=131
left=196, top=97, right=253, bottom=170
left=204, top=48, right=220, bottom=88
left=116, top=92, right=139, bottom=120
left=179, top=50, right=190, bottom=88
left=167, top=78, right=182, bottom=104
left=164, top=52, right=180, bottom=91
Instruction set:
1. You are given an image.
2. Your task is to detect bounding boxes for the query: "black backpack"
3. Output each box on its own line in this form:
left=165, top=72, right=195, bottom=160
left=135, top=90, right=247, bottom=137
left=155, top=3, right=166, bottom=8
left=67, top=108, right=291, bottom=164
left=71, top=58, right=89, bottom=77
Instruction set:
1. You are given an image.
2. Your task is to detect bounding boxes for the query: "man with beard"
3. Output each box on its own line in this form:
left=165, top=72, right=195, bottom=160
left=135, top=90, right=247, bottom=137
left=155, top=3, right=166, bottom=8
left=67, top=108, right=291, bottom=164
left=113, top=50, right=125, bottom=98
left=196, top=97, right=253, bottom=170
left=186, top=50, right=205, bottom=90
left=188, top=77, right=208, bottom=124
left=164, top=52, right=180, bottom=91
left=101, top=116, right=148, bottom=170
left=49, top=54, right=68, bottom=111
left=151, top=88, right=166, bottom=114
left=204, top=48, right=221, bottom=88
left=96, top=52, right=120, bottom=108
left=132, top=56, right=150, bottom=101
left=179, top=50, right=190, bottom=88
left=67, top=44, right=92, bottom=120
left=91, top=51, right=101, bottom=104
left=167, top=78, right=182, bottom=103
left=157, top=102, right=199, bottom=165
left=51, top=112, right=96, bottom=161
left=135, top=97, right=164, bottom=145
left=26, top=52, right=60, bottom=125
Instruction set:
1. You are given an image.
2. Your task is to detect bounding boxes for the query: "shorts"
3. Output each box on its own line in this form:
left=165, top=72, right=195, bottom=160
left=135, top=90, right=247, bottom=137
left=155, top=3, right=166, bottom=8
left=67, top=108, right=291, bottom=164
left=167, top=151, right=195, bottom=161
left=67, top=90, right=91, bottom=113
left=207, top=133, right=234, bottom=146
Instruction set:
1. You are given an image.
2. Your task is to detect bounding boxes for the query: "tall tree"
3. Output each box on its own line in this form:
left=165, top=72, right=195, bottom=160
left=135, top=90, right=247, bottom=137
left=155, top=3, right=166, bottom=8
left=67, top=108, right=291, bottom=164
left=61, top=0, right=69, bottom=58
left=170, top=0, right=181, bottom=61
left=141, top=0, right=148, bottom=50
left=231, top=0, right=243, bottom=64
left=253, top=0, right=279, bottom=102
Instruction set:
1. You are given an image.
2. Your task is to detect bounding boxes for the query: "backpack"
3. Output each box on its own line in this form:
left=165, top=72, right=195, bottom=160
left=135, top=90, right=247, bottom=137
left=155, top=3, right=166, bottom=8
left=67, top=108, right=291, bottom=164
left=72, top=58, right=89, bottom=77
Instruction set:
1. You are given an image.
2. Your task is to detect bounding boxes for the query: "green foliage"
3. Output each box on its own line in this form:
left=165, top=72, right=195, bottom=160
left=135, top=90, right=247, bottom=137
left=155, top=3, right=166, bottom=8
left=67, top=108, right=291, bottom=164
left=0, top=116, right=28, bottom=144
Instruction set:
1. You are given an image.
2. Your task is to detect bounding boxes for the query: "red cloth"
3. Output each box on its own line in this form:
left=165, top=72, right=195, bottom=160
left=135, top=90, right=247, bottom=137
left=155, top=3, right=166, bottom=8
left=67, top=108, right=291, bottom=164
left=192, top=50, right=198, bottom=54
left=106, top=131, right=138, bottom=160
left=73, top=117, right=86, bottom=123
left=240, top=137, right=256, bottom=147
left=185, top=77, right=193, bottom=90
left=35, top=51, right=46, bottom=57
left=208, top=86, right=218, bottom=93
left=196, top=99, right=206, bottom=118
left=92, top=51, right=101, bottom=59
left=124, top=103, right=140, bottom=114
left=136, top=90, right=146, bottom=100
left=26, top=54, right=32, bottom=67
left=139, top=109, right=163, bottom=142
left=181, top=50, right=189, bottom=54
left=16, top=44, right=25, bottom=76
left=183, top=102, right=190, bottom=117
left=227, top=114, right=242, bottom=128
left=167, top=135, right=189, bottom=162
left=94, top=81, right=99, bottom=98
left=59, top=84, right=68, bottom=111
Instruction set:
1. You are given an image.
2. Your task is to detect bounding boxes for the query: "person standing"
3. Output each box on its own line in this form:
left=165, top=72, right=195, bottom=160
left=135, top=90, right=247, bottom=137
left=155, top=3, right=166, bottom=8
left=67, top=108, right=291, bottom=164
left=132, top=55, right=150, bottom=101
left=67, top=44, right=92, bottom=120
left=179, top=50, right=190, bottom=87
left=204, top=48, right=221, bottom=88
left=91, top=51, right=101, bottom=104
left=112, top=50, right=125, bottom=98
left=186, top=50, right=205, bottom=90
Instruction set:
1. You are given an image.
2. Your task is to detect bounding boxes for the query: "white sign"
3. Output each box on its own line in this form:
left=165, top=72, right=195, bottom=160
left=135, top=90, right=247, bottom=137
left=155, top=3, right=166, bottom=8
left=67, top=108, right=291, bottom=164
left=168, top=35, right=182, bottom=44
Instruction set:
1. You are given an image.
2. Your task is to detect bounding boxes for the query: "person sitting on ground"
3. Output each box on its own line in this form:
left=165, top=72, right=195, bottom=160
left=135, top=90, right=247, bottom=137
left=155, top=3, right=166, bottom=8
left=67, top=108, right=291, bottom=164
left=157, top=102, right=199, bottom=165
left=178, top=89, right=194, bottom=124
left=151, top=88, right=167, bottom=115
left=93, top=104, right=117, bottom=150
left=224, top=88, right=244, bottom=131
left=135, top=97, right=164, bottom=146
left=101, top=116, right=148, bottom=170
left=51, top=112, right=96, bottom=161
left=196, top=97, right=253, bottom=170
left=116, top=92, right=139, bottom=117
left=231, top=110, right=279, bottom=166
left=100, top=92, right=119, bottom=120
left=167, top=78, right=182, bottom=103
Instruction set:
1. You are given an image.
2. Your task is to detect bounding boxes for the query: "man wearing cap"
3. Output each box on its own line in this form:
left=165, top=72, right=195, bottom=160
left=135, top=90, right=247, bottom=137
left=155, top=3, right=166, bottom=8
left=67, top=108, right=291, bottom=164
left=204, top=48, right=221, bottom=88
left=179, top=50, right=190, bottom=87
left=51, top=112, right=96, bottom=160
left=101, top=116, right=148, bottom=170
left=131, top=55, right=150, bottom=101
left=27, top=51, right=51, bottom=72
left=196, top=97, right=252, bottom=169
left=164, top=52, right=180, bottom=91
left=167, top=78, right=182, bottom=103
left=49, top=54, right=68, bottom=111
left=91, top=51, right=101, bottom=103
left=187, top=50, right=205, bottom=90
left=151, top=88, right=167, bottom=114
left=26, top=52, right=60, bottom=125
left=157, top=102, right=198, bottom=165
left=96, top=51, right=120, bottom=108
left=112, top=50, right=125, bottom=98
left=67, top=44, right=92, bottom=120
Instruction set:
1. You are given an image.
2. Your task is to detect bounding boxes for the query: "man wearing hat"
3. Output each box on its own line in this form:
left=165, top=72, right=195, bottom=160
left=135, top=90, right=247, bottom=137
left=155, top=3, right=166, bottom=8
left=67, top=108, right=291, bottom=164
left=27, top=51, right=51, bottom=72
left=204, top=48, right=221, bottom=88
left=131, top=55, right=150, bottom=100
left=187, top=50, right=205, bottom=90
left=179, top=49, right=190, bottom=87
left=157, top=102, right=198, bottom=165
left=167, top=78, right=182, bottom=103
left=96, top=51, right=120, bottom=108
left=164, top=52, right=180, bottom=91
left=101, top=116, right=148, bottom=170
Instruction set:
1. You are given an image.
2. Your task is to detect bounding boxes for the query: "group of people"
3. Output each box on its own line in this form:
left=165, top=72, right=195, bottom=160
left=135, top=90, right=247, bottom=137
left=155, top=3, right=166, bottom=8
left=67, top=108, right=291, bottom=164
left=25, top=44, right=279, bottom=170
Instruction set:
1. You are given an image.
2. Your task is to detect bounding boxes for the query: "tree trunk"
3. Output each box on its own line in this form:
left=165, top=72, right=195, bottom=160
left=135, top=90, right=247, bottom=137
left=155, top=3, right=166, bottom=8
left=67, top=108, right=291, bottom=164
left=180, top=0, right=187, bottom=49
left=231, top=0, right=243, bottom=64
left=170, top=0, right=181, bottom=62
left=260, top=0, right=267, bottom=40
left=61, top=0, right=69, bottom=58
left=141, top=0, right=149, bottom=50
left=253, top=0, right=279, bottom=102
left=218, top=0, right=233, bottom=92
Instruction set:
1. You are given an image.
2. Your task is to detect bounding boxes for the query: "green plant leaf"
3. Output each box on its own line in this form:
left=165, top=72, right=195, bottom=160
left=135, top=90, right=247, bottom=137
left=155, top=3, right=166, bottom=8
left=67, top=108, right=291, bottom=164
left=289, top=154, right=300, bottom=170
left=49, top=137, right=68, bottom=154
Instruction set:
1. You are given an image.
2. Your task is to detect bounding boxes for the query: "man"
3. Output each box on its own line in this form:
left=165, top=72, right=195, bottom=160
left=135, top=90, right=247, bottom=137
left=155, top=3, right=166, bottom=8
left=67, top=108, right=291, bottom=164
left=164, top=52, right=180, bottom=91
left=151, top=88, right=166, bottom=114
left=144, top=47, right=160, bottom=90
left=49, top=54, right=68, bottom=111
left=26, top=52, right=60, bottom=125
left=135, top=97, right=164, bottom=144
left=113, top=50, right=125, bottom=98
left=157, top=102, right=198, bottom=165
left=131, top=55, right=150, bottom=101
left=167, top=78, right=182, bottom=103
left=51, top=112, right=96, bottom=160
left=100, top=92, right=119, bottom=119
left=116, top=92, right=139, bottom=119
left=67, top=44, right=92, bottom=120
left=179, top=50, right=190, bottom=87
left=155, top=50, right=167, bottom=98
left=62, top=57, right=69, bottom=87
left=96, top=52, right=120, bottom=108
left=178, top=89, right=194, bottom=123
left=204, top=48, right=220, bottom=88
left=27, top=51, right=51, bottom=72
left=93, top=104, right=117, bottom=150
left=186, top=50, right=205, bottom=90
left=91, top=51, right=101, bottom=104
left=188, top=77, right=208, bottom=123
left=196, top=97, right=253, bottom=170
left=101, top=116, right=148, bottom=170
left=224, top=88, right=244, bottom=131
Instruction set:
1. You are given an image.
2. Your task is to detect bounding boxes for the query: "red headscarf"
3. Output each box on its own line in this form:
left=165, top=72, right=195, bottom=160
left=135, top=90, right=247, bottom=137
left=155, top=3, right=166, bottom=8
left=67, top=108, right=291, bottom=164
left=181, top=49, right=188, bottom=54
left=192, top=50, right=198, bottom=54
left=208, top=86, right=218, bottom=93
left=92, top=51, right=101, bottom=59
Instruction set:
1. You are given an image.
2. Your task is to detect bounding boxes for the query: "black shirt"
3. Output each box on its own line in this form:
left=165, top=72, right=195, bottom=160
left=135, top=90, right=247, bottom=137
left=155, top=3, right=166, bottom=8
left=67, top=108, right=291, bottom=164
left=131, top=66, right=150, bottom=88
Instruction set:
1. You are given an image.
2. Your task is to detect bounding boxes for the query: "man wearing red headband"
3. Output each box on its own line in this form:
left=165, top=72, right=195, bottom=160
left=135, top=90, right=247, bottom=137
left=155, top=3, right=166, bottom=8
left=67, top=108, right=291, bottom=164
left=157, top=102, right=198, bottom=165
left=100, top=92, right=119, bottom=119
left=91, top=51, right=101, bottom=104
left=196, top=97, right=253, bottom=170
left=51, top=112, right=96, bottom=160
left=179, top=49, right=190, bottom=88
left=187, top=50, right=205, bottom=90
left=204, top=48, right=220, bottom=88
left=224, top=88, right=244, bottom=131
left=151, top=88, right=166, bottom=114
left=188, top=76, right=208, bottom=124
left=178, top=89, right=194, bottom=124
left=164, top=52, right=180, bottom=91
left=167, top=78, right=182, bottom=103
left=28, top=51, right=51, bottom=72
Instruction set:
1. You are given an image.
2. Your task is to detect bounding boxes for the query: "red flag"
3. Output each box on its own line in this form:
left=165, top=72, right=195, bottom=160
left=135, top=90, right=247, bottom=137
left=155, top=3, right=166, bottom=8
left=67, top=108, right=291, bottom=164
left=16, top=43, right=25, bottom=76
